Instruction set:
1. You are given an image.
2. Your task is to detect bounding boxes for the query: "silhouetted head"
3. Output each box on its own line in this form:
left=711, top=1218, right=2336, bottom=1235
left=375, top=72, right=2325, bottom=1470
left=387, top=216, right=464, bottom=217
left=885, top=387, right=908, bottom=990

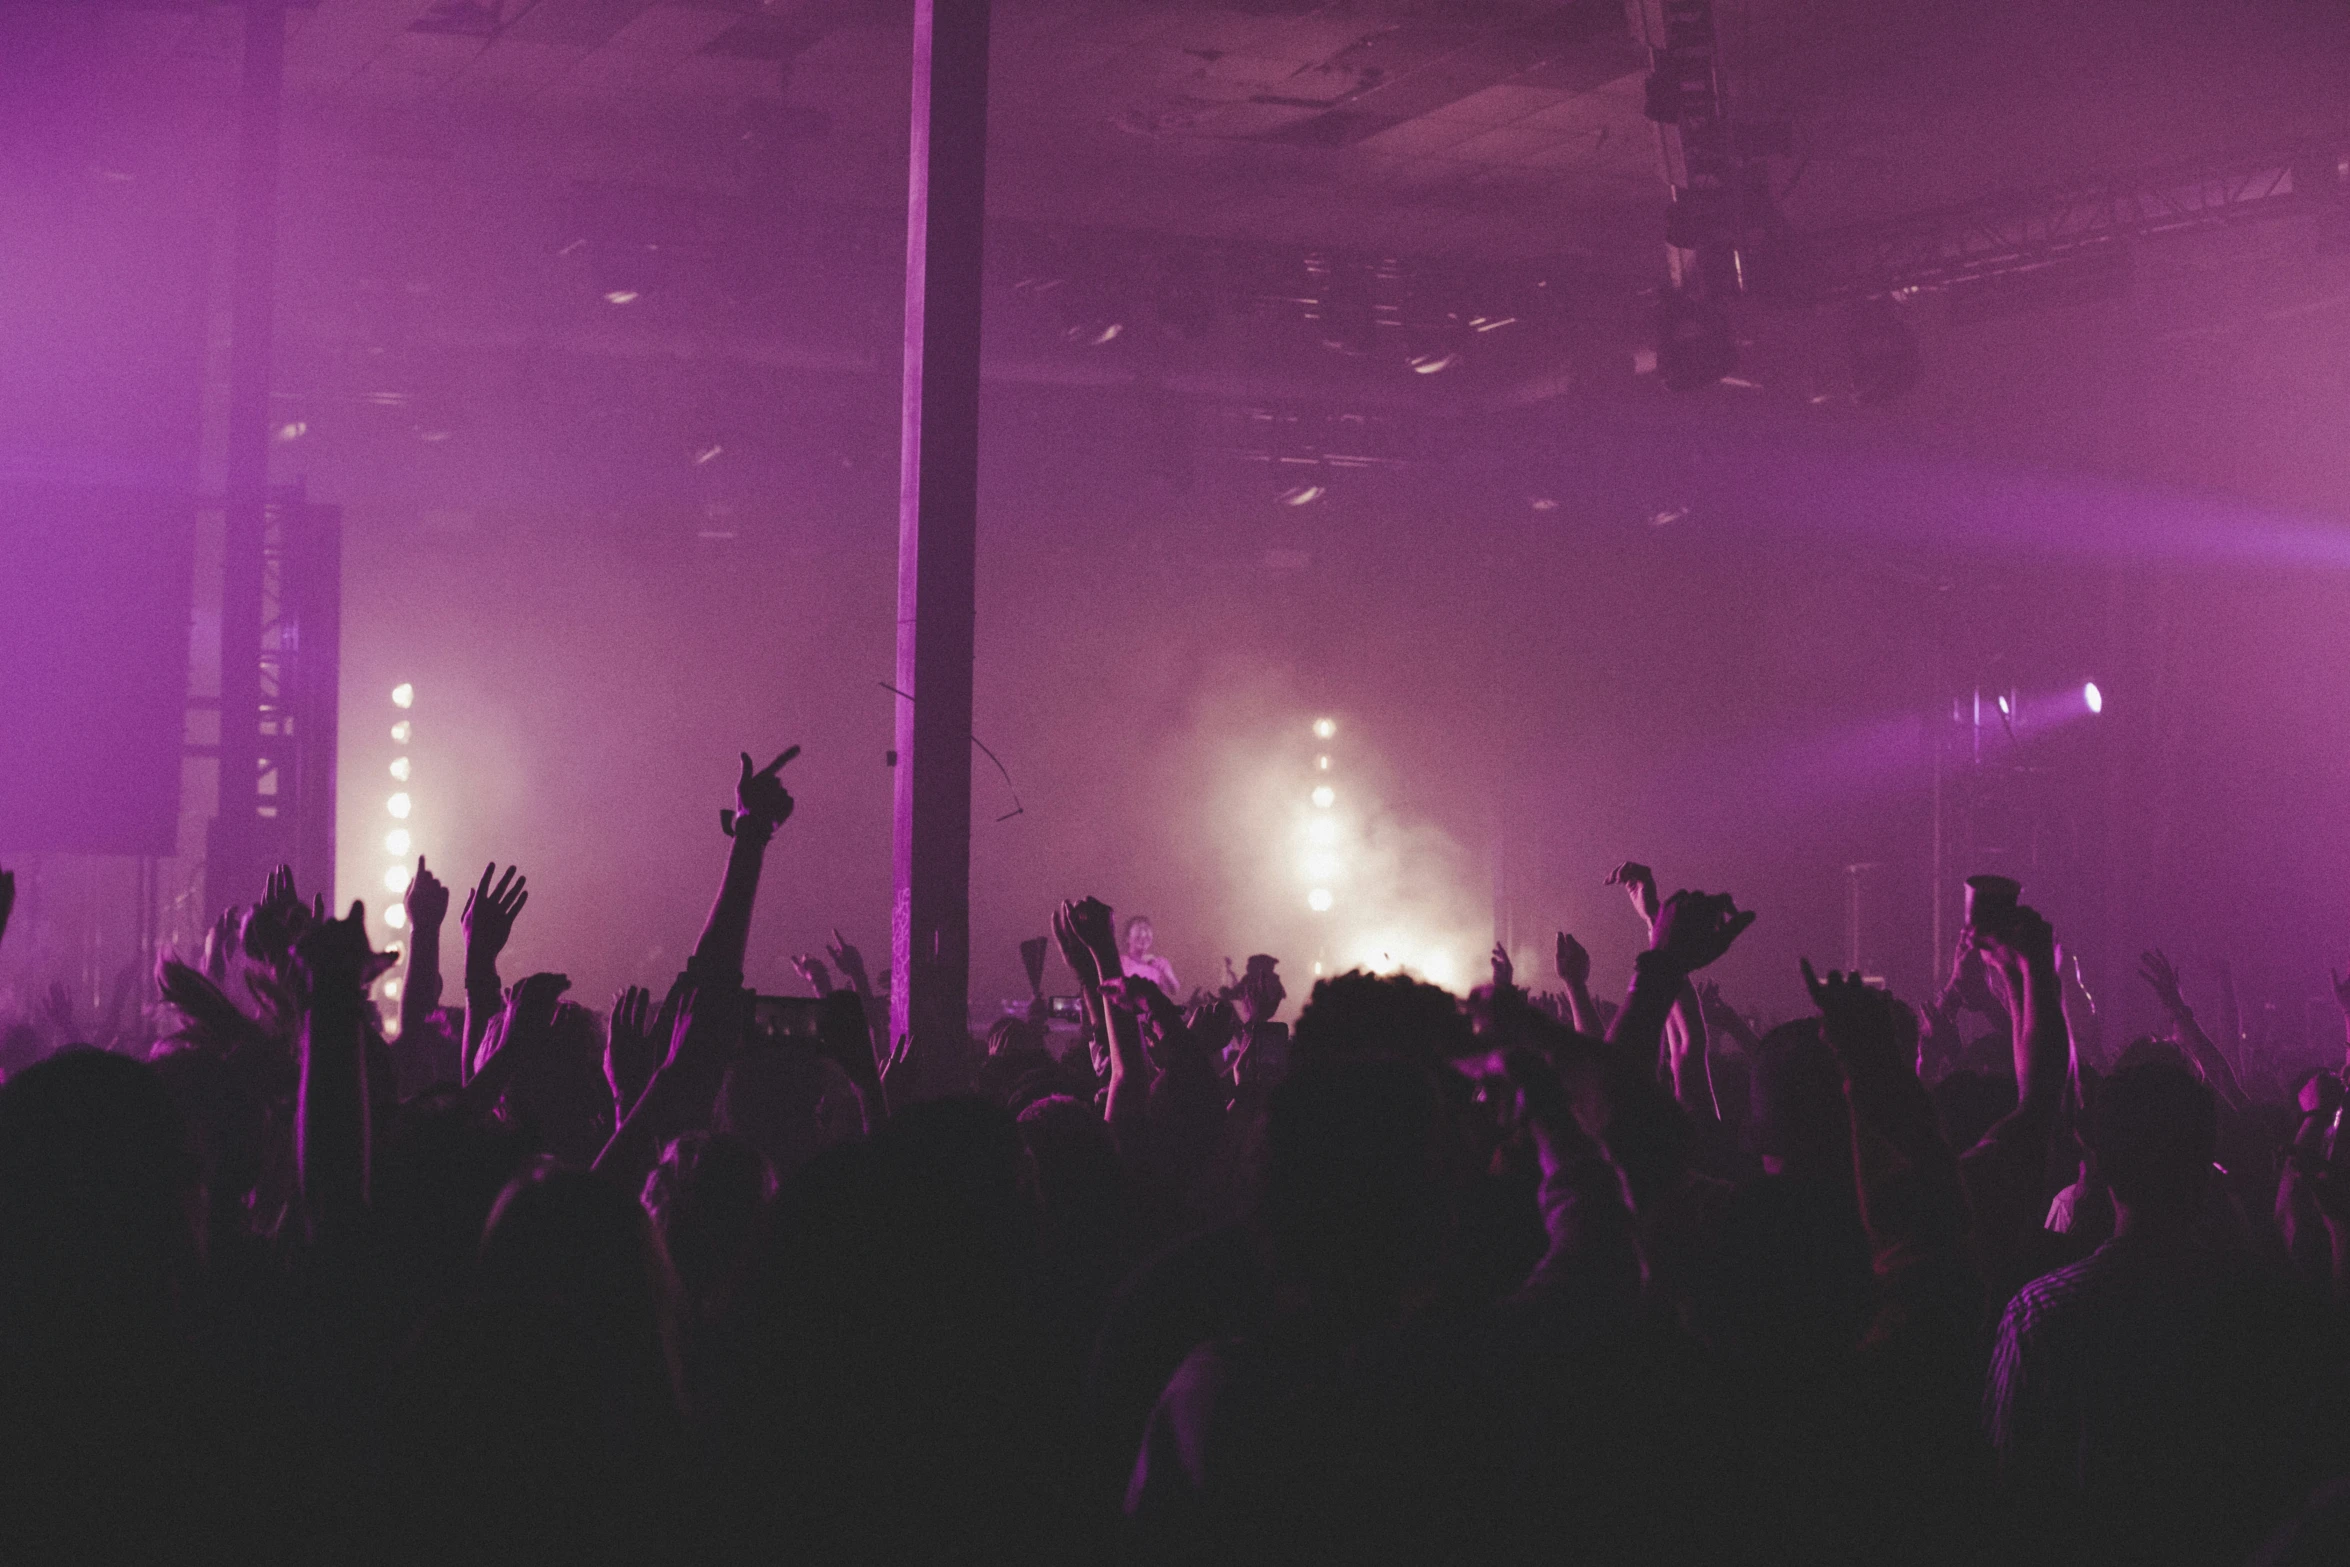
left=715, top=1043, right=861, bottom=1178
left=1747, top=1019, right=1850, bottom=1179
left=499, top=1000, right=615, bottom=1167
left=0, top=1047, right=199, bottom=1326
left=2090, top=1056, right=2217, bottom=1225
left=642, top=1132, right=773, bottom=1318
left=1294, top=970, right=1472, bottom=1063
left=1260, top=1054, right=1446, bottom=1318
left=481, top=1163, right=682, bottom=1408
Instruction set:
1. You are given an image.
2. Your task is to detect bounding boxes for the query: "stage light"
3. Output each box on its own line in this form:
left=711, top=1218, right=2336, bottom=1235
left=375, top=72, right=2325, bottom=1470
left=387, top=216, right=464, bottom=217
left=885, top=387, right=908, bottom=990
left=1307, top=817, right=1340, bottom=846
left=1307, top=888, right=1334, bottom=912
left=1997, top=694, right=2011, bottom=717
left=2084, top=681, right=2104, bottom=714
left=386, top=828, right=411, bottom=856
left=383, top=978, right=401, bottom=1001
left=385, top=905, right=406, bottom=930
left=1311, top=786, right=1335, bottom=809
left=391, top=721, right=412, bottom=744
left=1316, top=755, right=1331, bottom=770
left=391, top=683, right=414, bottom=709
left=384, top=864, right=411, bottom=894
left=603, top=289, right=639, bottom=305
left=1278, top=483, right=1327, bottom=508
left=1304, top=852, right=1340, bottom=880
left=388, top=792, right=412, bottom=819
left=1409, top=350, right=1461, bottom=375
left=389, top=757, right=411, bottom=781
left=1313, top=718, right=1337, bottom=739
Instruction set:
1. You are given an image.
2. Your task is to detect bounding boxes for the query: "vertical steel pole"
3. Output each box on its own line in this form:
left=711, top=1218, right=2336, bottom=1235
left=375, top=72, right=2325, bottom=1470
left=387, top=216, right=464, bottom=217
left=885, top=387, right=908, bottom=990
left=889, top=0, right=991, bottom=1084
left=210, top=0, right=284, bottom=919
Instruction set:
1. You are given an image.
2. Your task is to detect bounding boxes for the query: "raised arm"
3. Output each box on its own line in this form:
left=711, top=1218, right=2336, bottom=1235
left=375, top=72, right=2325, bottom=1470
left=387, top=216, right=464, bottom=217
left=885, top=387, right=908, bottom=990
left=291, top=900, right=392, bottom=1245
left=400, top=856, right=450, bottom=1047
left=2138, top=949, right=2247, bottom=1111
left=1607, top=889, right=1755, bottom=1060
left=460, top=863, right=528, bottom=1081
left=1554, top=931, right=1601, bottom=1037
left=689, top=748, right=799, bottom=988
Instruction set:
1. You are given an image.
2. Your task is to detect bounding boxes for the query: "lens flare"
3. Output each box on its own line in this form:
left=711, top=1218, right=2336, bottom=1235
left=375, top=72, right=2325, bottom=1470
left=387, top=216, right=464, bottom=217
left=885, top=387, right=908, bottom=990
left=385, top=905, right=406, bottom=930
left=1311, top=786, right=1336, bottom=809
left=385, top=828, right=411, bottom=856
left=389, top=757, right=411, bottom=781
left=387, top=792, right=412, bottom=819
left=391, top=683, right=415, bottom=709
left=391, top=721, right=412, bottom=744
left=384, top=864, right=411, bottom=893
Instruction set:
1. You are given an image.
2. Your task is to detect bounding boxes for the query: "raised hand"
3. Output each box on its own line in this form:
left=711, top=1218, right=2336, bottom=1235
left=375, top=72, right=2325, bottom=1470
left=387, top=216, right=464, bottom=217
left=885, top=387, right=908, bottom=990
left=2137, top=948, right=2188, bottom=1015
left=1555, top=931, right=1591, bottom=989
left=1801, top=958, right=1905, bottom=1078
left=605, top=985, right=660, bottom=1114
left=1052, top=899, right=1102, bottom=990
left=1606, top=861, right=1662, bottom=927
left=723, top=746, right=800, bottom=837
left=243, top=863, right=308, bottom=966
left=1647, top=889, right=1756, bottom=974
left=791, top=954, right=836, bottom=996
left=462, top=863, right=528, bottom=966
left=404, top=856, right=449, bottom=932
left=1069, top=897, right=1121, bottom=983
left=1490, top=942, right=1516, bottom=993
left=292, top=900, right=394, bottom=1002
left=825, top=928, right=871, bottom=996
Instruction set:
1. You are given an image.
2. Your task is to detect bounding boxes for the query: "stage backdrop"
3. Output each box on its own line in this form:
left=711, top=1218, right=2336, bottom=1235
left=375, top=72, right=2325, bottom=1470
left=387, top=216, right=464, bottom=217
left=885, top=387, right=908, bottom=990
left=0, top=482, right=195, bottom=857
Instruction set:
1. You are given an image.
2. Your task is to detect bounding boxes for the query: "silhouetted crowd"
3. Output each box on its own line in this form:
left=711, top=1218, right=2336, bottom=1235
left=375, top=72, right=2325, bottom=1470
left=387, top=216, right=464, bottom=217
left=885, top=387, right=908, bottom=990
left=6, top=753, right=2350, bottom=1565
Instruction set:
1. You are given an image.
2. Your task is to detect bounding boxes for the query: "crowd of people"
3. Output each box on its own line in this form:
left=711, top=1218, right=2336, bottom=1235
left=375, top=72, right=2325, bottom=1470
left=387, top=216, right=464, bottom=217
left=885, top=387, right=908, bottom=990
left=5, top=748, right=2350, bottom=1564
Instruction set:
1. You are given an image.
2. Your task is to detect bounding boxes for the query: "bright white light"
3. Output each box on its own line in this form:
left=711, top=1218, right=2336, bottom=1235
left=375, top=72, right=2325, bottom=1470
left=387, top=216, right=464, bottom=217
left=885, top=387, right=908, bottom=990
left=1307, top=888, right=1335, bottom=912
left=603, top=290, right=639, bottom=305
left=391, top=683, right=414, bottom=709
left=1279, top=483, right=1327, bottom=507
left=384, top=864, right=412, bottom=894
left=1996, top=694, right=2011, bottom=716
left=385, top=905, right=406, bottom=930
left=1409, top=350, right=1461, bottom=375
left=1303, top=852, right=1340, bottom=881
left=2084, top=681, right=2103, bottom=715
left=274, top=421, right=307, bottom=443
left=1312, top=718, right=1337, bottom=740
left=385, top=828, right=411, bottom=856
left=387, top=792, right=412, bottom=819
left=382, top=978, right=402, bottom=1000
left=389, top=757, right=411, bottom=782
left=1317, top=754, right=1331, bottom=770
left=1311, top=786, right=1336, bottom=809
left=1312, top=961, right=1324, bottom=976
left=391, top=721, right=412, bottom=744
left=1307, top=817, right=1340, bottom=846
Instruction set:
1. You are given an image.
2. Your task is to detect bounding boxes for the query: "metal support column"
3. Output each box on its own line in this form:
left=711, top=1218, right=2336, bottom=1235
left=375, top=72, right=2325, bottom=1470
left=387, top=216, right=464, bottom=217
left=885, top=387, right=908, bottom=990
left=889, top=0, right=992, bottom=1083
left=208, top=0, right=284, bottom=919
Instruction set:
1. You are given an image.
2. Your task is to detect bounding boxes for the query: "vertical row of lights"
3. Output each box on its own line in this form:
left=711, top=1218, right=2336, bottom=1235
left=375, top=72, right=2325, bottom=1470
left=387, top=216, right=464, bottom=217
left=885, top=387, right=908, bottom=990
left=379, top=684, right=416, bottom=1016
left=1305, top=716, right=1339, bottom=916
